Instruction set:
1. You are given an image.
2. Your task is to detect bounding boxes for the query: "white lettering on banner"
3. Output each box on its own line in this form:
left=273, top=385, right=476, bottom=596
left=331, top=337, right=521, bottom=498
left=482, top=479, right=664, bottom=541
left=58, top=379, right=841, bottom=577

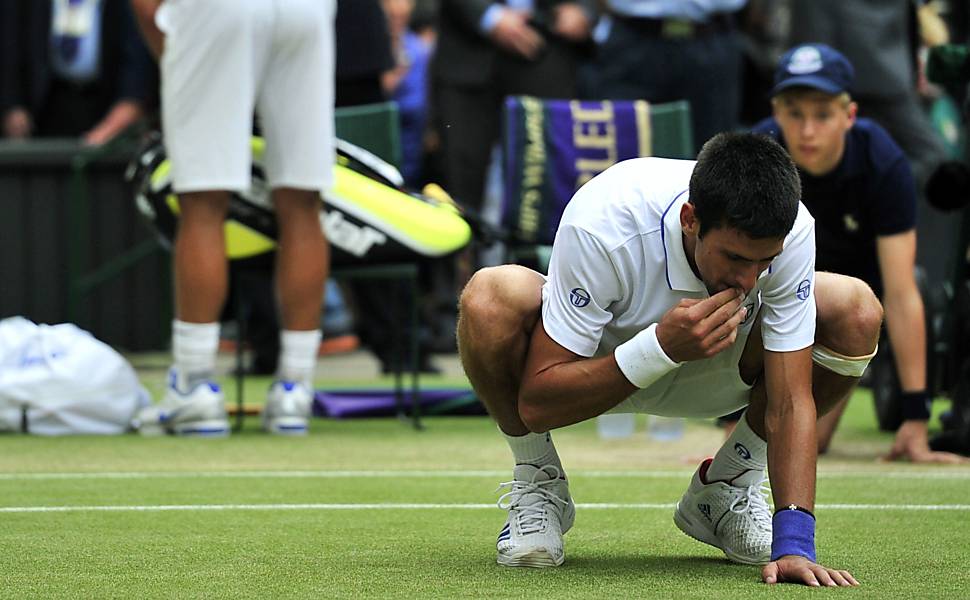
left=518, top=96, right=546, bottom=241
left=570, top=101, right=617, bottom=188
left=320, top=211, right=388, bottom=257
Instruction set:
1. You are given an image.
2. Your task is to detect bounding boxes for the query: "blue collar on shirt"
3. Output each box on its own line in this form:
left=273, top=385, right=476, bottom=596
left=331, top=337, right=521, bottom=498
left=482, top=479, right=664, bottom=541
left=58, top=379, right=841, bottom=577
left=661, top=190, right=706, bottom=293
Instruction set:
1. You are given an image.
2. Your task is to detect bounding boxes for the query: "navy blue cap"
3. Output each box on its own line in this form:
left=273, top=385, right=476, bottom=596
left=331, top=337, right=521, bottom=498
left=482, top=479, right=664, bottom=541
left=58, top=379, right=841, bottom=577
left=771, top=44, right=855, bottom=96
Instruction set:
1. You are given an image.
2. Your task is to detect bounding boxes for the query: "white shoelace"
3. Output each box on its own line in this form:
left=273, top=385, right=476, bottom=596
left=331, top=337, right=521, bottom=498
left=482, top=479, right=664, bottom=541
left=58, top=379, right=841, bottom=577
left=728, top=478, right=772, bottom=529
left=496, top=466, right=569, bottom=536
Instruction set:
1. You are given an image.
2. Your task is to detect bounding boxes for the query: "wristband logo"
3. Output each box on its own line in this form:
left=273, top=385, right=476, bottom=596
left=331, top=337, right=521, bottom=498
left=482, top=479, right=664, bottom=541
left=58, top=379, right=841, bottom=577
left=796, top=279, right=811, bottom=301
left=569, top=288, right=591, bottom=307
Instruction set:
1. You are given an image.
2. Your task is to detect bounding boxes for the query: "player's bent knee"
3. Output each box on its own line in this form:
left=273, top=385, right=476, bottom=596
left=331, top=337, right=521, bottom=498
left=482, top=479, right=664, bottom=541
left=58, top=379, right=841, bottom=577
left=845, top=277, right=883, bottom=345
left=816, top=273, right=883, bottom=355
left=459, top=266, right=543, bottom=338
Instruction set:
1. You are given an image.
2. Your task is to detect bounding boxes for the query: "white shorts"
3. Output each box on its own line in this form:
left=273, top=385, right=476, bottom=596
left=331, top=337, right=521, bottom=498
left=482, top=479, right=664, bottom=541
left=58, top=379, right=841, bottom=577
left=157, top=0, right=335, bottom=193
left=608, top=294, right=763, bottom=419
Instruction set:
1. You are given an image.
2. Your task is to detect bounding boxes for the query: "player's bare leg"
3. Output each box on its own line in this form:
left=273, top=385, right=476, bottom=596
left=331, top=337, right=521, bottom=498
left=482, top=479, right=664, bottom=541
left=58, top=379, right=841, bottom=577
left=263, top=187, right=329, bottom=435
left=458, top=265, right=544, bottom=436
left=273, top=187, right=328, bottom=331
left=458, top=265, right=574, bottom=567
left=139, top=190, right=232, bottom=437
left=174, top=191, right=231, bottom=323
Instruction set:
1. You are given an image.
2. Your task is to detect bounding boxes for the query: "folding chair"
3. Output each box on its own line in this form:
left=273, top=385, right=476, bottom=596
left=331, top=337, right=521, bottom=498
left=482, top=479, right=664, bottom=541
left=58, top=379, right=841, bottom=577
left=500, top=97, right=694, bottom=271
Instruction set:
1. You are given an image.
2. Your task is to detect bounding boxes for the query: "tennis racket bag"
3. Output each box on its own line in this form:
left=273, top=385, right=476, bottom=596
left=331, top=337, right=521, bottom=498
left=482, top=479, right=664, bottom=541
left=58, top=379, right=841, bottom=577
left=126, top=134, right=473, bottom=265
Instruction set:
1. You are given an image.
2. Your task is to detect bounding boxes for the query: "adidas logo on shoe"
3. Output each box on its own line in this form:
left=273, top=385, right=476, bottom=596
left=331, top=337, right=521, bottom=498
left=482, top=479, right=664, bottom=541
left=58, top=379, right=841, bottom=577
left=674, top=458, right=772, bottom=565
left=698, top=503, right=712, bottom=522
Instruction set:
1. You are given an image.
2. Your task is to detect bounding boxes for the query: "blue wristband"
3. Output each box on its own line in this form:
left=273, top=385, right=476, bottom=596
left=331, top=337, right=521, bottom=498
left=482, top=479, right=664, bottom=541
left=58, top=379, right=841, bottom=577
left=771, top=507, right=816, bottom=562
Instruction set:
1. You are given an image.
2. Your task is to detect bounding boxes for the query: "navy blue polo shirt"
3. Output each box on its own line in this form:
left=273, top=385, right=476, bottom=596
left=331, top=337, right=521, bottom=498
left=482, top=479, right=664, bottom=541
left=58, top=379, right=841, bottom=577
left=752, top=117, right=916, bottom=296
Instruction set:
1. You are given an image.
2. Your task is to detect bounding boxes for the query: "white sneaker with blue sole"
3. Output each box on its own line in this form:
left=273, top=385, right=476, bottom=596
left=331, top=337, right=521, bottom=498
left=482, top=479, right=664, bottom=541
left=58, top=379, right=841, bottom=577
left=262, top=380, right=312, bottom=435
left=495, top=464, right=575, bottom=568
left=134, top=370, right=229, bottom=437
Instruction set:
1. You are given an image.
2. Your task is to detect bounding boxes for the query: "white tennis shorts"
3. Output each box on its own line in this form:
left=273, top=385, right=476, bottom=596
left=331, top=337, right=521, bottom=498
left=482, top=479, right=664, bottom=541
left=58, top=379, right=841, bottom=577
left=608, top=294, right=763, bottom=419
left=156, top=0, right=335, bottom=193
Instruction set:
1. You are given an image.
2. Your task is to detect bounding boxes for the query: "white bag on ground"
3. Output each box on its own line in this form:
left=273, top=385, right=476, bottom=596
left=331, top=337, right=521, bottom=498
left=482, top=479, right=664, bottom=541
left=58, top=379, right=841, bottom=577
left=0, top=317, right=150, bottom=435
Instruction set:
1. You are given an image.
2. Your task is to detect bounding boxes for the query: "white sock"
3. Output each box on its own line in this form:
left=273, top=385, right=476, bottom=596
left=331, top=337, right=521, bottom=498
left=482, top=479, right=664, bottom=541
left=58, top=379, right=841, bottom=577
left=503, top=430, right=564, bottom=475
left=278, top=329, right=322, bottom=386
left=707, top=410, right=768, bottom=482
left=172, top=319, right=220, bottom=391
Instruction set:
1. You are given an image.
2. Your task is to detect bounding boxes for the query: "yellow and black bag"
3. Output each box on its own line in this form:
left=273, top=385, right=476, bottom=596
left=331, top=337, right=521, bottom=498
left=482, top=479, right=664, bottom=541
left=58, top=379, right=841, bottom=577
left=127, top=135, right=473, bottom=265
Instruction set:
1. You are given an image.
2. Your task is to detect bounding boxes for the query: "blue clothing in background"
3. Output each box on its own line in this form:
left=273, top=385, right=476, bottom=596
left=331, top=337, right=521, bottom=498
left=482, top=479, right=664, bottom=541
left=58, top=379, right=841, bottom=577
left=752, top=117, right=916, bottom=296
left=606, top=0, right=746, bottom=20
left=393, top=31, right=432, bottom=187
left=50, top=0, right=104, bottom=83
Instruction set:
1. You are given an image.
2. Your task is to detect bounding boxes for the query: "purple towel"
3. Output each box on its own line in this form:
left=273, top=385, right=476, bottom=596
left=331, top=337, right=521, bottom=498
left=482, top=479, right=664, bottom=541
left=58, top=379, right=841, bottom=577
left=313, top=388, right=484, bottom=419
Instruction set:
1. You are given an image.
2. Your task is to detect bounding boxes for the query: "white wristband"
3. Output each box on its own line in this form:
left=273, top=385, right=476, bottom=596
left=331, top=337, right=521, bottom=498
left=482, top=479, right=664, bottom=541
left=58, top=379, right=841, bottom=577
left=614, top=323, right=681, bottom=389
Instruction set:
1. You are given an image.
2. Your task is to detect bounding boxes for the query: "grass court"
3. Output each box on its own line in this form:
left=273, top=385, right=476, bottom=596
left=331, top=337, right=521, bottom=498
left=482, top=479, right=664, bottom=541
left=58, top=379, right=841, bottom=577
left=1, top=355, right=968, bottom=598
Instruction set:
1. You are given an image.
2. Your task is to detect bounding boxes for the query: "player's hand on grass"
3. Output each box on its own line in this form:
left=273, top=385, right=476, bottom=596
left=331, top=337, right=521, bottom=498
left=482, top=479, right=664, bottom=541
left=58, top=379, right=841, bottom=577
left=657, top=287, right=748, bottom=362
left=884, top=420, right=970, bottom=464
left=762, top=555, right=859, bottom=587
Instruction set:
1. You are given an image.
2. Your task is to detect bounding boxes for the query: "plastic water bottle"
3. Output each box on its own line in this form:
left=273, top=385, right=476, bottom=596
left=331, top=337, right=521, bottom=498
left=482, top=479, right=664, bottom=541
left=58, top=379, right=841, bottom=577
left=596, top=413, right=636, bottom=439
left=647, top=415, right=685, bottom=441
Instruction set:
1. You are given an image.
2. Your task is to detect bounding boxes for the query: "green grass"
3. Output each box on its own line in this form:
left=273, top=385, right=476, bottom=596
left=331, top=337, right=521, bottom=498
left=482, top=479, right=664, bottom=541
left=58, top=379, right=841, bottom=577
left=1, top=373, right=969, bottom=598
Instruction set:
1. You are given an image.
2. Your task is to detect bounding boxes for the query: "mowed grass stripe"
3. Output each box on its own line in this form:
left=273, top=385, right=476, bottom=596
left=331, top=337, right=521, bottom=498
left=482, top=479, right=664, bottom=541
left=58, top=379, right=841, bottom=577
left=4, top=472, right=968, bottom=509
left=1, top=469, right=969, bottom=480
left=3, top=502, right=970, bottom=514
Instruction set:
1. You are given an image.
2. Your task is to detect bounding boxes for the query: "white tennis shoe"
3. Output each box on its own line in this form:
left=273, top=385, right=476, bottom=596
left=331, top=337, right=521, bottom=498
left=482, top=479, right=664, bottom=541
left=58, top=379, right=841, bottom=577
left=262, top=380, right=313, bottom=435
left=134, top=370, right=229, bottom=437
left=495, top=464, right=575, bottom=568
left=673, top=458, right=772, bottom=565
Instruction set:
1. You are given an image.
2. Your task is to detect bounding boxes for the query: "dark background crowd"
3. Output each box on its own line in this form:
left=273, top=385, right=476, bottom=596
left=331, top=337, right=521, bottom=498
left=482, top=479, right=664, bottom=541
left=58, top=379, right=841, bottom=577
left=2, top=1, right=970, bottom=453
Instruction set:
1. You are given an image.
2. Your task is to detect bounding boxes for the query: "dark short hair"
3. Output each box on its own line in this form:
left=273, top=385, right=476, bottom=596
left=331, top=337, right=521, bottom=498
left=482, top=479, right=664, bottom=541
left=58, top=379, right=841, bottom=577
left=689, top=132, right=801, bottom=239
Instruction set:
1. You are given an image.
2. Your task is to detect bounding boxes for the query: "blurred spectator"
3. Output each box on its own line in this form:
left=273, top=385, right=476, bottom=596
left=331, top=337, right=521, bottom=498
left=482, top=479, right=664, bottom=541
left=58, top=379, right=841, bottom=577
left=788, top=0, right=970, bottom=401
left=736, top=0, right=791, bottom=126
left=788, top=0, right=948, bottom=189
left=335, top=0, right=395, bottom=107
left=0, top=0, right=157, bottom=145
left=337, top=0, right=442, bottom=373
left=748, top=43, right=967, bottom=463
left=579, top=0, right=746, bottom=153
left=381, top=0, right=435, bottom=188
left=432, top=0, right=596, bottom=216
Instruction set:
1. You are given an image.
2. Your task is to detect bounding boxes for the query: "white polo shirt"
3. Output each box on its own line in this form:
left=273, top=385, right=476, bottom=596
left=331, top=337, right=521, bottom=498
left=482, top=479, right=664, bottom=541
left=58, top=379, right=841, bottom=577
left=540, top=157, right=817, bottom=417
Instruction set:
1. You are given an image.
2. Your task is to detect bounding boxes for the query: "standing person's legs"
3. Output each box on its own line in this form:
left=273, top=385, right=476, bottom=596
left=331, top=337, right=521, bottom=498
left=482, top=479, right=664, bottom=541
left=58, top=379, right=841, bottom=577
left=272, top=191, right=329, bottom=334
left=171, top=191, right=231, bottom=393
left=137, top=0, right=263, bottom=436
left=257, top=0, right=336, bottom=434
left=174, top=192, right=231, bottom=325
left=458, top=265, right=573, bottom=567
